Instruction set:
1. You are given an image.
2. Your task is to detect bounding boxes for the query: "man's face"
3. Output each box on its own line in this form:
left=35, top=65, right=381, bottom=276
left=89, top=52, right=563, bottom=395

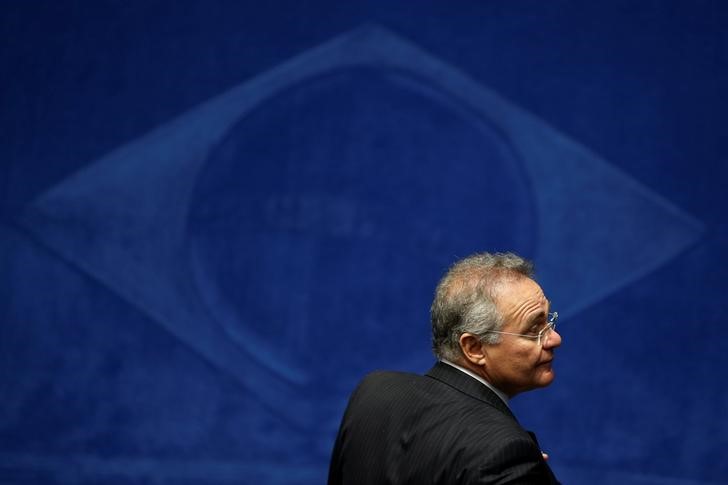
left=481, top=277, right=562, bottom=397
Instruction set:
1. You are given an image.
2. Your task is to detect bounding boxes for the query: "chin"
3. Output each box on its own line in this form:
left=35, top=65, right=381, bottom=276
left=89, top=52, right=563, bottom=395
left=537, top=370, right=556, bottom=387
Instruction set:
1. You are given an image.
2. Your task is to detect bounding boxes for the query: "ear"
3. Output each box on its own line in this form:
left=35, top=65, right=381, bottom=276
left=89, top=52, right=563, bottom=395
left=458, top=333, right=487, bottom=366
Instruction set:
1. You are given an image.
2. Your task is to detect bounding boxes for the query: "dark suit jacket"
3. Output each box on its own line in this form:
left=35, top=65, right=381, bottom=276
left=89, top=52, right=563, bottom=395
left=328, top=362, right=559, bottom=484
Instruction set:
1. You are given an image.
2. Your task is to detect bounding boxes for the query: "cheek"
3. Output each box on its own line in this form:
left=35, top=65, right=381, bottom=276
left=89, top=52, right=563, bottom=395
left=510, top=350, right=538, bottom=376
left=514, top=344, right=541, bottom=363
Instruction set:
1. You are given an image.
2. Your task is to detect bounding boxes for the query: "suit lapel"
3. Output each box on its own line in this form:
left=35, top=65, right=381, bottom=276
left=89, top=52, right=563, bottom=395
left=425, top=361, right=516, bottom=421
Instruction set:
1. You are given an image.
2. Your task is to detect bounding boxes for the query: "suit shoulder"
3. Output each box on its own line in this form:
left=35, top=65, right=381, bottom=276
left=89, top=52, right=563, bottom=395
left=360, top=369, right=421, bottom=382
left=350, top=370, right=428, bottom=400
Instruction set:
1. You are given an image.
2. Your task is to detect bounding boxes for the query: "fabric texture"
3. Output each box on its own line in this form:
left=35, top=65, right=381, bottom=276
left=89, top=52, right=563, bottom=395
left=329, top=362, right=558, bottom=484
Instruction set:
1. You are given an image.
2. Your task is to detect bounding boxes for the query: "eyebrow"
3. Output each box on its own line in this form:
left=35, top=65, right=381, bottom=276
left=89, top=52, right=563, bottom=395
left=524, top=301, right=551, bottom=329
left=522, top=312, right=545, bottom=331
left=522, top=296, right=551, bottom=330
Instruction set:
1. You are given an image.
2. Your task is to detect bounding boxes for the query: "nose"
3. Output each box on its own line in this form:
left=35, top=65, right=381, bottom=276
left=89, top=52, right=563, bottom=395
left=543, top=328, right=562, bottom=349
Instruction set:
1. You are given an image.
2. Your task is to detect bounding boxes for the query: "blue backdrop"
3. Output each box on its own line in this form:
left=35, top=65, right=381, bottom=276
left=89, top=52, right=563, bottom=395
left=1, top=1, right=726, bottom=483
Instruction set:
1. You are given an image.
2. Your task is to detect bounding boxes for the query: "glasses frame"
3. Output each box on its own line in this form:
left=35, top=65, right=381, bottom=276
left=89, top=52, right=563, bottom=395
left=482, top=312, right=558, bottom=347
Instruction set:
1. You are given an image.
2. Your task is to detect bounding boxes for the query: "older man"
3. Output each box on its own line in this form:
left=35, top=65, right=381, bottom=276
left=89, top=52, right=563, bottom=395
left=328, top=252, right=561, bottom=484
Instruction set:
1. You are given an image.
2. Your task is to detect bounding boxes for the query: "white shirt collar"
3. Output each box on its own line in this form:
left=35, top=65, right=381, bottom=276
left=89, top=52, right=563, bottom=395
left=440, top=359, right=510, bottom=407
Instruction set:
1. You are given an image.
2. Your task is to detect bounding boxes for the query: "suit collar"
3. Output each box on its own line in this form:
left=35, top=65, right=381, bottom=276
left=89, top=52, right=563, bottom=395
left=425, top=361, right=516, bottom=421
left=440, top=359, right=510, bottom=406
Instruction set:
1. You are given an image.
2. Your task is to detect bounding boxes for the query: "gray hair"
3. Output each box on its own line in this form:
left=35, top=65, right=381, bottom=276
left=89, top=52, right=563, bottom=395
left=430, top=252, right=535, bottom=361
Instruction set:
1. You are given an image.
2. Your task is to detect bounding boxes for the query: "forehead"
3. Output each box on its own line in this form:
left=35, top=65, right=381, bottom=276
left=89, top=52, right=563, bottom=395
left=494, top=277, right=548, bottom=315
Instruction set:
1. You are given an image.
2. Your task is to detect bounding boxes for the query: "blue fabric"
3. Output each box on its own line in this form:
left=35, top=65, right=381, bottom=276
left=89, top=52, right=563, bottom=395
left=1, top=2, right=726, bottom=484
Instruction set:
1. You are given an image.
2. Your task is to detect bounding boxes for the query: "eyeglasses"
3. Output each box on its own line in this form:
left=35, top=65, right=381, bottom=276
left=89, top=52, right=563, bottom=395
left=482, top=312, right=558, bottom=347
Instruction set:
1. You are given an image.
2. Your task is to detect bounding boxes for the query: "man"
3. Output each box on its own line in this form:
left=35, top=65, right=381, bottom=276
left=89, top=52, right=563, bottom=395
left=328, top=252, right=562, bottom=484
